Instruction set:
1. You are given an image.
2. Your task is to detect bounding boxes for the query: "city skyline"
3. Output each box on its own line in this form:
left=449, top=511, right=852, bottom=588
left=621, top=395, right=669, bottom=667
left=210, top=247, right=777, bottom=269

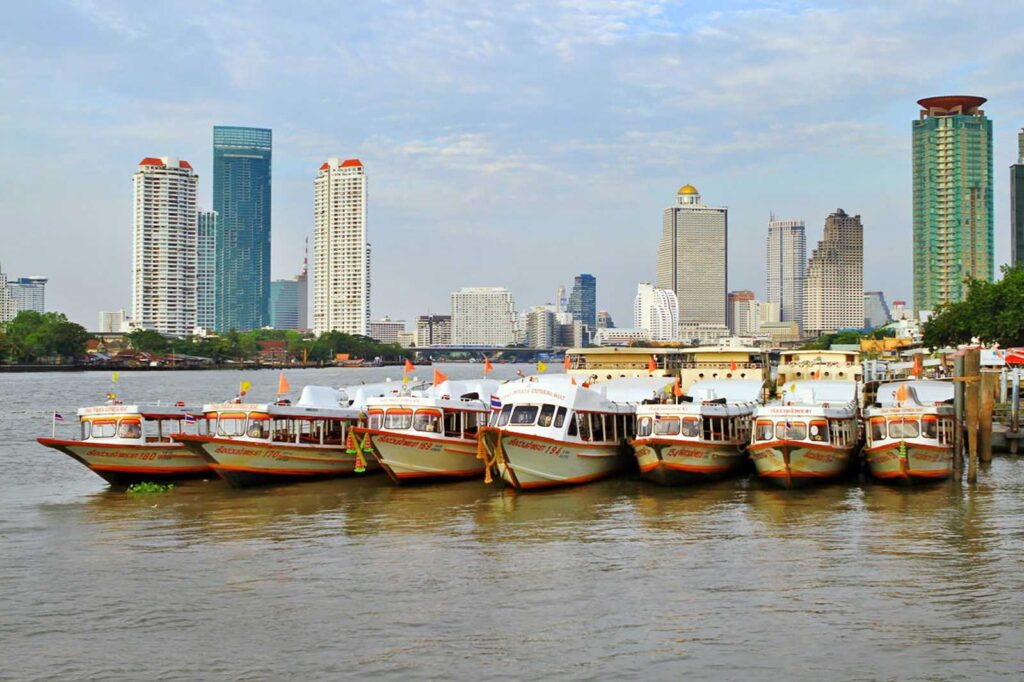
left=3, top=3, right=1024, bottom=330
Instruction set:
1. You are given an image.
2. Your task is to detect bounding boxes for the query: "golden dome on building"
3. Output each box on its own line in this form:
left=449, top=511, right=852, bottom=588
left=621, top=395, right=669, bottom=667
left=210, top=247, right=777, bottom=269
left=677, top=184, right=699, bottom=195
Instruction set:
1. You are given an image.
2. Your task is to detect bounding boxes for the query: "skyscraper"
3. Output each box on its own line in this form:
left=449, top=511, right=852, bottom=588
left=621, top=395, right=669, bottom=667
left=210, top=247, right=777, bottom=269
left=1011, top=129, right=1024, bottom=266
left=727, top=290, right=761, bottom=337
left=132, top=157, right=198, bottom=337
left=0, top=265, right=15, bottom=323
left=313, top=158, right=369, bottom=336
left=450, top=287, right=515, bottom=345
left=567, top=274, right=597, bottom=331
left=634, top=282, right=679, bottom=341
left=803, top=209, right=864, bottom=338
left=7, top=276, right=47, bottom=314
left=864, top=291, right=892, bottom=329
left=213, top=126, right=272, bottom=331
left=657, top=184, right=727, bottom=328
left=196, top=210, right=217, bottom=330
left=766, top=216, right=806, bottom=330
left=270, top=255, right=309, bottom=331
left=912, top=96, right=993, bottom=312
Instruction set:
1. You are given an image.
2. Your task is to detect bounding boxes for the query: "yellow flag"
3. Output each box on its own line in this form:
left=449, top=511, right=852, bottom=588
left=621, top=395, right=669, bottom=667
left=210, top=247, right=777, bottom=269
left=537, top=360, right=548, bottom=373
left=240, top=380, right=252, bottom=394
left=789, top=383, right=796, bottom=393
left=111, top=372, right=120, bottom=383
left=403, top=374, right=410, bottom=385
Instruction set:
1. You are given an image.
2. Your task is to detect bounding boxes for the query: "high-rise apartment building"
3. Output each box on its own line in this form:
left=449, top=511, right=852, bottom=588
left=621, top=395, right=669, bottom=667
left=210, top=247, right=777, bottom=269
left=98, top=310, right=130, bottom=333
left=912, top=96, right=993, bottom=312
left=0, top=265, right=15, bottom=323
left=416, top=315, right=451, bottom=346
left=7, top=276, right=47, bottom=314
left=269, top=255, right=309, bottom=331
left=766, top=217, right=805, bottom=329
left=597, top=310, right=615, bottom=329
left=727, top=290, right=762, bottom=337
left=313, top=158, right=369, bottom=336
left=803, top=209, right=864, bottom=338
left=567, top=274, right=597, bottom=331
left=196, top=210, right=217, bottom=330
left=634, top=282, right=679, bottom=341
left=864, top=291, right=892, bottom=329
left=213, top=126, right=272, bottom=331
left=132, top=157, right=198, bottom=337
left=450, top=287, right=515, bottom=345
left=657, top=184, right=727, bottom=327
left=1011, top=129, right=1024, bottom=266
left=368, top=318, right=405, bottom=345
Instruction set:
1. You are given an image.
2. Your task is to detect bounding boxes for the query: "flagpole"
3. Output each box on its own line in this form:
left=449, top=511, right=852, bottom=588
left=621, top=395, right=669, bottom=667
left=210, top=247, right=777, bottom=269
left=52, top=410, right=57, bottom=438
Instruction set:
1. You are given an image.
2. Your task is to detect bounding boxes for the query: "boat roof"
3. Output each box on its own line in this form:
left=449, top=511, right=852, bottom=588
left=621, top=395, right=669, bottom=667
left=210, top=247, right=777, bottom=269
left=77, top=404, right=201, bottom=419
left=495, top=375, right=674, bottom=412
left=876, top=380, right=953, bottom=406
left=688, top=379, right=763, bottom=404
left=363, top=379, right=502, bottom=411
left=776, top=380, right=857, bottom=405
left=425, top=379, right=502, bottom=401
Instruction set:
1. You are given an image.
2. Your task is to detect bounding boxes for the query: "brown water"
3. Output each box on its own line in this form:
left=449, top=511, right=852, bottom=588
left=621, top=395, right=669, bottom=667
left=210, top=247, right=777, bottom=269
left=2, top=366, right=1023, bottom=680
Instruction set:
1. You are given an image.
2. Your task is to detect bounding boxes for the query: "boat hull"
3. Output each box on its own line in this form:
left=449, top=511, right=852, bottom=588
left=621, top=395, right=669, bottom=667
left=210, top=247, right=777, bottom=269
left=631, top=438, right=747, bottom=486
left=36, top=437, right=210, bottom=486
left=174, top=435, right=378, bottom=488
left=863, top=442, right=954, bottom=484
left=354, top=428, right=483, bottom=484
left=479, top=428, right=630, bottom=490
left=748, top=440, right=855, bottom=489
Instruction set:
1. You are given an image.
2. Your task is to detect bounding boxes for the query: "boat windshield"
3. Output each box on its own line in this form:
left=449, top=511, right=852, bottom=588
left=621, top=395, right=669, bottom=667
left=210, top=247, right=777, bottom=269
left=510, top=406, right=539, bottom=426
left=775, top=421, right=806, bottom=441
left=496, top=404, right=513, bottom=427
left=654, top=417, right=680, bottom=436
left=537, top=404, right=556, bottom=428
left=367, top=409, right=383, bottom=430
left=217, top=413, right=247, bottom=437
left=88, top=419, right=117, bottom=439
left=889, top=418, right=919, bottom=439
left=870, top=417, right=886, bottom=442
left=809, top=419, right=829, bottom=443
left=117, top=418, right=142, bottom=440
left=755, top=420, right=774, bottom=442
left=681, top=417, right=699, bottom=438
left=637, top=417, right=653, bottom=437
left=922, top=415, right=938, bottom=439
left=414, top=409, right=442, bottom=433
left=385, top=409, right=413, bottom=430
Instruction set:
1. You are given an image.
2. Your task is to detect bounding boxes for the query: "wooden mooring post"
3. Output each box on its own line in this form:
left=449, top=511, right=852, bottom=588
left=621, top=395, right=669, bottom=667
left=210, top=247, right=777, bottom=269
left=1011, top=368, right=1020, bottom=456
left=980, top=370, right=996, bottom=463
left=953, top=354, right=965, bottom=471
left=965, top=349, right=981, bottom=483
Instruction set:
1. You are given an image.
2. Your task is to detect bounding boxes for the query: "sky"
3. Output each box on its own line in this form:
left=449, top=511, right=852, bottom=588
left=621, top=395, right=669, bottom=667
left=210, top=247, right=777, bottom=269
left=2, top=0, right=1023, bottom=330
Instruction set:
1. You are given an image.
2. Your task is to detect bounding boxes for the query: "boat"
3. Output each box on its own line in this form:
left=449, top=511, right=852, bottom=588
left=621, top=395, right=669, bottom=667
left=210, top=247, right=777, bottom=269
left=174, top=383, right=407, bottom=488
left=775, top=349, right=862, bottom=385
left=37, top=403, right=209, bottom=485
left=631, top=379, right=762, bottom=486
left=566, top=345, right=767, bottom=392
left=354, top=379, right=500, bottom=483
left=747, top=381, right=860, bottom=488
left=862, top=380, right=955, bottom=483
left=478, top=375, right=672, bottom=490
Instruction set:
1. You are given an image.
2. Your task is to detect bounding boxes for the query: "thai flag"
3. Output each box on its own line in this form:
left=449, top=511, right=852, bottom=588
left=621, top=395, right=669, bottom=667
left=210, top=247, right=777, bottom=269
left=184, top=414, right=197, bottom=424
left=490, top=395, right=501, bottom=412
left=53, top=412, right=65, bottom=422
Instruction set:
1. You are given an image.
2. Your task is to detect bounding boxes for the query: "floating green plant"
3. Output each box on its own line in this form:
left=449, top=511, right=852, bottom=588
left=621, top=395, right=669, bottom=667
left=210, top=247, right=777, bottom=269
left=126, top=482, right=175, bottom=494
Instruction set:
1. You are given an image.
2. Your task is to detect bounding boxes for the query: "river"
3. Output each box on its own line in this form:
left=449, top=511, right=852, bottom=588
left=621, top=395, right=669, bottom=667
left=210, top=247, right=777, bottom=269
left=1, top=365, right=1023, bottom=680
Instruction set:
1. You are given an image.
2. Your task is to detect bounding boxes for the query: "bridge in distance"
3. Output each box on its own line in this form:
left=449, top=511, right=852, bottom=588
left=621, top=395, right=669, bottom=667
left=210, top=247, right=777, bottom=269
left=411, top=346, right=563, bottom=363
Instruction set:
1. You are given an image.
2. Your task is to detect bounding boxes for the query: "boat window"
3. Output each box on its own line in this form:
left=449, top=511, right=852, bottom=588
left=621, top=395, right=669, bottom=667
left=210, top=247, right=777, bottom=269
left=554, top=407, right=567, bottom=428
left=385, top=409, right=413, bottom=430
left=511, top=405, right=539, bottom=425
left=537, top=404, right=556, bottom=428
left=414, top=409, right=443, bottom=433
left=117, top=418, right=142, bottom=440
left=367, top=409, right=384, bottom=430
left=654, top=417, right=681, bottom=436
left=464, top=412, right=482, bottom=437
left=273, top=418, right=295, bottom=443
left=323, top=419, right=345, bottom=445
left=775, top=421, right=806, bottom=441
left=443, top=411, right=460, bottom=437
left=246, top=414, right=269, bottom=440
left=497, top=404, right=513, bottom=427
left=756, top=420, right=774, bottom=442
left=637, top=417, right=653, bottom=437
left=88, top=419, right=117, bottom=439
left=298, top=418, right=320, bottom=443
left=889, top=418, right=920, bottom=439
left=81, top=421, right=92, bottom=440
left=870, top=417, right=886, bottom=442
left=217, top=414, right=247, bottom=437
left=681, top=417, right=699, bottom=438
left=938, top=418, right=954, bottom=445
left=592, top=414, right=606, bottom=441
left=922, top=415, right=938, bottom=439
left=809, top=419, right=829, bottom=443
left=576, top=413, right=591, bottom=440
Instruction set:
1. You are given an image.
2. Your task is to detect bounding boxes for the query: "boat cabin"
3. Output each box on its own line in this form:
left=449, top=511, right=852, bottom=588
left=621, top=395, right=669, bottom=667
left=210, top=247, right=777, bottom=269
left=364, top=379, right=499, bottom=442
left=751, top=381, right=858, bottom=447
left=864, top=381, right=955, bottom=448
left=77, top=404, right=203, bottom=444
left=635, top=379, right=762, bottom=443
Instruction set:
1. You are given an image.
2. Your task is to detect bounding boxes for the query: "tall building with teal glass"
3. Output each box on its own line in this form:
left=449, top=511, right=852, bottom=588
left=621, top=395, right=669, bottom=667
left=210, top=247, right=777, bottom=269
left=912, top=96, right=993, bottom=313
left=213, top=126, right=272, bottom=331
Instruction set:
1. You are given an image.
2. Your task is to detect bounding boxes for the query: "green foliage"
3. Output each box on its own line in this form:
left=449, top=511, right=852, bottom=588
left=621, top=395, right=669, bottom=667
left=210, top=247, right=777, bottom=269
left=126, top=481, right=174, bottom=494
left=923, top=265, right=1024, bottom=348
left=799, top=327, right=894, bottom=350
left=2, top=311, right=90, bottom=362
left=126, top=329, right=169, bottom=354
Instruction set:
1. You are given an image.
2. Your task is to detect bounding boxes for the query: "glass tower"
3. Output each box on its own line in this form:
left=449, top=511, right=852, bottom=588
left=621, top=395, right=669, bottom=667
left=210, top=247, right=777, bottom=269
left=213, top=126, right=272, bottom=331
left=1011, top=129, right=1024, bottom=266
left=568, top=273, right=597, bottom=331
left=912, top=96, right=993, bottom=313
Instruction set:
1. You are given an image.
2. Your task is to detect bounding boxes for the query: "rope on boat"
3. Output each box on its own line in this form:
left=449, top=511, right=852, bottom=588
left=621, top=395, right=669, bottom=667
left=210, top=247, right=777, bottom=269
left=477, top=428, right=505, bottom=485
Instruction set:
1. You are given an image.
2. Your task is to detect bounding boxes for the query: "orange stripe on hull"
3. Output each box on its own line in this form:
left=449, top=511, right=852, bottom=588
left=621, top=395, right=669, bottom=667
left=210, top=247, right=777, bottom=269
left=516, top=471, right=613, bottom=489
left=90, top=464, right=210, bottom=474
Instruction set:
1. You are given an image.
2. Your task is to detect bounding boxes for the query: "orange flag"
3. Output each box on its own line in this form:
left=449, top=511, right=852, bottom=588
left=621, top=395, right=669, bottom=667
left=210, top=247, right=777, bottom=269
left=730, top=360, right=738, bottom=372
left=672, top=378, right=683, bottom=398
left=404, top=358, right=415, bottom=373
left=648, top=355, right=657, bottom=372
left=563, top=354, right=571, bottom=371
left=433, top=368, right=448, bottom=385
left=912, top=355, right=923, bottom=378
left=483, top=357, right=494, bottom=375
left=277, top=372, right=290, bottom=395
left=896, top=383, right=908, bottom=402
left=570, top=376, right=577, bottom=385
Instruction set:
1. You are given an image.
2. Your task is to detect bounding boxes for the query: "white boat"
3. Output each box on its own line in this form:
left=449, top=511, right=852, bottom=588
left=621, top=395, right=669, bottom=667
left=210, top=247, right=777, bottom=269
left=174, top=383, right=408, bottom=488
left=632, top=380, right=762, bottom=485
left=355, top=379, right=501, bottom=483
left=37, top=403, right=209, bottom=485
left=747, top=381, right=859, bottom=488
left=478, top=376, right=673, bottom=490
left=862, top=380, right=955, bottom=483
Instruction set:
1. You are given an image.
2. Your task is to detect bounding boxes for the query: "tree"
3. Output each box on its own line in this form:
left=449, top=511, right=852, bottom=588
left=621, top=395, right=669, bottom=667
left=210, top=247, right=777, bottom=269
left=126, top=329, right=169, bottom=354
left=923, top=265, right=1024, bottom=348
left=3, top=311, right=90, bottom=362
